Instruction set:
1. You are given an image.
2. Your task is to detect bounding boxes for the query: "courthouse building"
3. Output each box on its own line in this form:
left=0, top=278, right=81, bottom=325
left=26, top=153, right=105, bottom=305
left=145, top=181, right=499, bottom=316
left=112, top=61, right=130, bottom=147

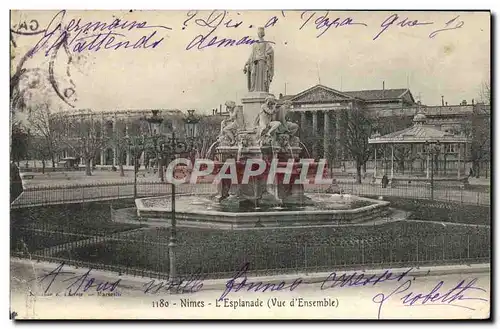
left=281, top=84, right=490, bottom=175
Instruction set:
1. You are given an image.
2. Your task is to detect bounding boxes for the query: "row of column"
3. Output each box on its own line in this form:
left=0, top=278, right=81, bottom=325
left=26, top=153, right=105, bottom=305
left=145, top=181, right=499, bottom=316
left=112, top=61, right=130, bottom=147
left=299, top=110, right=341, bottom=162
left=373, top=143, right=465, bottom=179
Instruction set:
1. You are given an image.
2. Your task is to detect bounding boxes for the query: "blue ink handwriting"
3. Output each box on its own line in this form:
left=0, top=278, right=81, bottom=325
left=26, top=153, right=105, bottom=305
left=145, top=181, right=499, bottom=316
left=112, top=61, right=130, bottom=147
left=219, top=262, right=303, bottom=301
left=321, top=268, right=414, bottom=290
left=429, top=15, right=465, bottom=39
left=184, top=10, right=283, bottom=51
left=300, top=11, right=368, bottom=38
left=185, top=28, right=269, bottom=51
left=143, top=269, right=206, bottom=294
left=373, top=13, right=434, bottom=40
left=37, top=262, right=121, bottom=296
left=372, top=277, right=488, bottom=319
left=28, top=10, right=171, bottom=56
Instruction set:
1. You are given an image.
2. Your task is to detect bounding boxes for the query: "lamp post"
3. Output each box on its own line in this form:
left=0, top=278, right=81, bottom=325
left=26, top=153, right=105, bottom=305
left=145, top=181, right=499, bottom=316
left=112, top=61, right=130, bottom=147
left=145, top=110, right=200, bottom=286
left=145, top=110, right=164, bottom=182
left=126, top=135, right=145, bottom=199
left=184, top=109, right=201, bottom=162
left=425, top=140, right=441, bottom=200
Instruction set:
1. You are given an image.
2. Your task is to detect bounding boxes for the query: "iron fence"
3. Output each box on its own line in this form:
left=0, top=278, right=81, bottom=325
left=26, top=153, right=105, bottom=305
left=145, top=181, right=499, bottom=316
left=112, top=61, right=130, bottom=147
left=12, top=181, right=218, bottom=208
left=12, top=180, right=489, bottom=208
left=11, top=224, right=490, bottom=280
left=306, top=181, right=490, bottom=206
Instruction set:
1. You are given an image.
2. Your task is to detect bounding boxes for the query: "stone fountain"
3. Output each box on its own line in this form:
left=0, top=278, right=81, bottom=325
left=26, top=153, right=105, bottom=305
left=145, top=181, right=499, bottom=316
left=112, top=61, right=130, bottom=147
left=214, top=27, right=310, bottom=209
left=134, top=27, right=392, bottom=229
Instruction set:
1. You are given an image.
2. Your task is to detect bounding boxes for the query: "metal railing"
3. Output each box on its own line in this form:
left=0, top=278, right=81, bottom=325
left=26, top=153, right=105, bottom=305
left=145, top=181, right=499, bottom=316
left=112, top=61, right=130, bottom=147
left=11, top=181, right=218, bottom=208
left=12, top=224, right=490, bottom=280
left=12, top=180, right=489, bottom=208
left=307, top=181, right=490, bottom=206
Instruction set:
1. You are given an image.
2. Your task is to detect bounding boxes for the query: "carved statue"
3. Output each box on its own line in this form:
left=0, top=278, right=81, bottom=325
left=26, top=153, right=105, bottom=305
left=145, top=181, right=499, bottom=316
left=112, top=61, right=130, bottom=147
left=243, top=27, right=274, bottom=92
left=219, top=101, right=244, bottom=146
left=254, top=95, right=281, bottom=144
left=275, top=100, right=299, bottom=136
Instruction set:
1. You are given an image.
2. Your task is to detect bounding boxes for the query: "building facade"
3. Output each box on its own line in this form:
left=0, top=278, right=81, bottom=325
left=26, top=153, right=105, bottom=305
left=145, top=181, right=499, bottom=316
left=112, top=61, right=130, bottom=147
left=282, top=84, right=490, bottom=175
left=53, top=109, right=184, bottom=167
left=49, top=84, right=490, bottom=176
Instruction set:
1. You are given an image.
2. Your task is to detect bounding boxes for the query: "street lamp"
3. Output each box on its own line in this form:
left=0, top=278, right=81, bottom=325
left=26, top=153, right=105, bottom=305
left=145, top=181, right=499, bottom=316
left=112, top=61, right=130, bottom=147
left=183, top=109, right=201, bottom=162
left=141, top=110, right=200, bottom=287
left=184, top=109, right=200, bottom=140
left=425, top=140, right=441, bottom=200
left=126, top=135, right=145, bottom=199
left=165, top=111, right=200, bottom=286
left=146, top=109, right=163, bottom=135
left=145, top=110, right=165, bottom=181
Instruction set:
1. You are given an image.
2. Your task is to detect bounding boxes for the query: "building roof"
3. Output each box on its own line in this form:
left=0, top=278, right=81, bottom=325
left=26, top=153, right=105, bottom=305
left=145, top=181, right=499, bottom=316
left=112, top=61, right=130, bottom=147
left=369, top=113, right=471, bottom=144
left=343, top=88, right=412, bottom=101
left=281, top=86, right=414, bottom=103
left=279, top=94, right=295, bottom=101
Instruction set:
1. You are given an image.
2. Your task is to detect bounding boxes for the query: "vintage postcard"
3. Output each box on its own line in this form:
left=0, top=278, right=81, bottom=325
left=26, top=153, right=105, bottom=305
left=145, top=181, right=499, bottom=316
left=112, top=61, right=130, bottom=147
left=10, top=9, right=491, bottom=320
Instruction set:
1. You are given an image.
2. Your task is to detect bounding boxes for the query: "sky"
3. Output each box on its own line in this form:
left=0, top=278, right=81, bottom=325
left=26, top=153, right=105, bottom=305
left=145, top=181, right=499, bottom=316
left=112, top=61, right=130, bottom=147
left=11, top=10, right=491, bottom=114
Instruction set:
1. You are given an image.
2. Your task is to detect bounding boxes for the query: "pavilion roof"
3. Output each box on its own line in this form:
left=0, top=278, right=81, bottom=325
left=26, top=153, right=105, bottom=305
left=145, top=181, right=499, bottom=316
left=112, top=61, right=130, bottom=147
left=368, top=124, right=471, bottom=144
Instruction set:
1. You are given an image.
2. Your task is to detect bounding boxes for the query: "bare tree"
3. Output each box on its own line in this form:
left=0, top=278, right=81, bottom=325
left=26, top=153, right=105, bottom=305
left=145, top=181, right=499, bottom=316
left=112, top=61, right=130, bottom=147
left=458, top=81, right=492, bottom=178
left=59, top=114, right=108, bottom=176
left=468, top=106, right=490, bottom=178
left=194, top=115, right=223, bottom=159
left=340, top=106, right=374, bottom=184
left=27, top=103, right=61, bottom=168
left=110, top=119, right=127, bottom=177
left=479, top=80, right=491, bottom=105
left=29, top=136, right=51, bottom=173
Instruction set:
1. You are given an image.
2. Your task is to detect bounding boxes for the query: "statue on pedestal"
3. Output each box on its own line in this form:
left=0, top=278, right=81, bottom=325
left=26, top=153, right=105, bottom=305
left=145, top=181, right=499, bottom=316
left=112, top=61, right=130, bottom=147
left=243, top=27, right=274, bottom=93
left=254, top=95, right=281, bottom=145
left=219, top=101, right=245, bottom=146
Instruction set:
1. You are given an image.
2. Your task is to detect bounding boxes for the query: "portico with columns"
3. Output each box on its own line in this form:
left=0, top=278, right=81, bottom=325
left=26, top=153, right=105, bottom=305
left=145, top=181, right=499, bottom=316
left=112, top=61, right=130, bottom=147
left=286, top=84, right=363, bottom=167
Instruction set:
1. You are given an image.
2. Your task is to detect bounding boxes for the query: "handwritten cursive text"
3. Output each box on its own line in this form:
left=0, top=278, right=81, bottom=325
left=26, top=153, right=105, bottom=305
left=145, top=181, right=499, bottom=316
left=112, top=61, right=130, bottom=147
left=372, top=277, right=488, bottom=319
left=321, top=268, right=414, bottom=290
left=37, top=262, right=121, bottom=296
left=28, top=10, right=171, bottom=56
left=219, top=262, right=303, bottom=301
left=300, top=11, right=368, bottom=38
left=373, top=13, right=434, bottom=40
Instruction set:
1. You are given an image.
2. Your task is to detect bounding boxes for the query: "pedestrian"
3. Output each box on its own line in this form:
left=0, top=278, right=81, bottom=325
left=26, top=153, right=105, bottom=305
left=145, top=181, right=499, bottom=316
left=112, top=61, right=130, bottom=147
left=381, top=174, right=389, bottom=188
left=469, top=167, right=474, bottom=177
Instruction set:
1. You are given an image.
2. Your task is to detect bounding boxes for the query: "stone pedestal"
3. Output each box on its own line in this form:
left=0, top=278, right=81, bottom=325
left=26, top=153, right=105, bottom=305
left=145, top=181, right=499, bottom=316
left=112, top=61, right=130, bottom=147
left=241, top=92, right=271, bottom=130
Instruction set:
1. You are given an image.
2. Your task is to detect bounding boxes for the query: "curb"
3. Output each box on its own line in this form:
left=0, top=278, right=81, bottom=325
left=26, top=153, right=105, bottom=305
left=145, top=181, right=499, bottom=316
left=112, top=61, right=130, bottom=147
left=10, top=257, right=490, bottom=294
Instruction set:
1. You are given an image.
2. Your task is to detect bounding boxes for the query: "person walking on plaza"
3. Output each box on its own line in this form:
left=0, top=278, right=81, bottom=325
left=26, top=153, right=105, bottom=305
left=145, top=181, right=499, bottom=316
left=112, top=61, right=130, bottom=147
left=381, top=174, right=389, bottom=188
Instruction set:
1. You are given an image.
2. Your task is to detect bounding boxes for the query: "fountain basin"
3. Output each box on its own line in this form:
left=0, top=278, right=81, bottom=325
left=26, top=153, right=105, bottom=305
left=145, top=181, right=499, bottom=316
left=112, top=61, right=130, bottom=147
left=135, top=194, right=391, bottom=229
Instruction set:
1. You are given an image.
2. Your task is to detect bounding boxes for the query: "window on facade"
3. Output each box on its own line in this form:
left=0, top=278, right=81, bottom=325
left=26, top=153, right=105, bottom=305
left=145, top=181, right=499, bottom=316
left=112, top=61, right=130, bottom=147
left=445, top=144, right=457, bottom=153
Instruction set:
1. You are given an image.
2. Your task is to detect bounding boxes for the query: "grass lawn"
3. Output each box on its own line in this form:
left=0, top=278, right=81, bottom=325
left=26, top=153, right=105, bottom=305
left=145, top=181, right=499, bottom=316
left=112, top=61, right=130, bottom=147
left=11, top=196, right=491, bottom=279
left=11, top=201, right=142, bottom=252
left=54, top=221, right=490, bottom=279
left=379, top=197, right=491, bottom=225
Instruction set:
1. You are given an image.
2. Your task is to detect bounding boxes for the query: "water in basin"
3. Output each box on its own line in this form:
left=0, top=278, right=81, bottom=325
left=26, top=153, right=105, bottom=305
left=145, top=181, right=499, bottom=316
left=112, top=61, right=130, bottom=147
left=140, top=194, right=375, bottom=213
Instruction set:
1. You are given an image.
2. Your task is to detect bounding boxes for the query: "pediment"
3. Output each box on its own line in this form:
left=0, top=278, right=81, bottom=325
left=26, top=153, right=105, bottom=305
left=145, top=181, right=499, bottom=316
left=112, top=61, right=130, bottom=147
left=291, top=85, right=353, bottom=104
